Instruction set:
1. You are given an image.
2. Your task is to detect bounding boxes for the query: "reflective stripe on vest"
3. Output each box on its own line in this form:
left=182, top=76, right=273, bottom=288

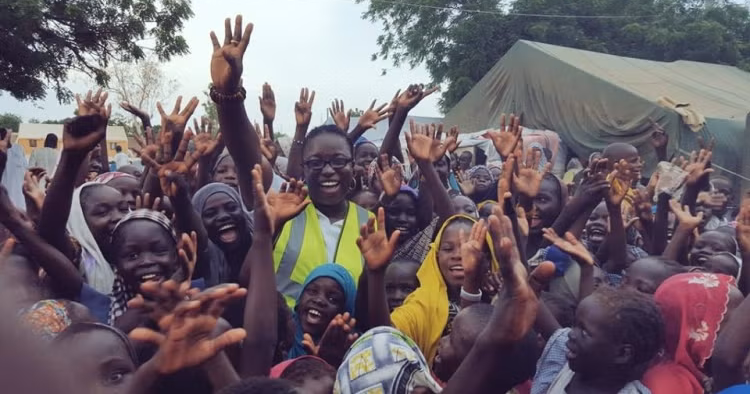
left=273, top=202, right=373, bottom=307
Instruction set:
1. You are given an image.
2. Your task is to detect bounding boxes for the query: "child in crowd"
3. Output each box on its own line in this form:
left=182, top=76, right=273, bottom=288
left=6, top=11, right=750, bottom=394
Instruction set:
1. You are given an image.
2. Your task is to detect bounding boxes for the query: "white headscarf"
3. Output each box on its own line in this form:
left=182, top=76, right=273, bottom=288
left=66, top=183, right=115, bottom=294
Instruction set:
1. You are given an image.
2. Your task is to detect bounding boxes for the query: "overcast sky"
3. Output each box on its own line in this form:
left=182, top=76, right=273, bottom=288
left=0, top=0, right=441, bottom=134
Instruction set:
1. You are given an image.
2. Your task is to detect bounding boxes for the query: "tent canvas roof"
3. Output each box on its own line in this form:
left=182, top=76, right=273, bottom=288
left=443, top=40, right=750, bottom=177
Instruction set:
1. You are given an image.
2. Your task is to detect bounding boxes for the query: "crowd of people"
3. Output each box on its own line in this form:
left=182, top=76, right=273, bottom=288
left=1, top=13, right=750, bottom=394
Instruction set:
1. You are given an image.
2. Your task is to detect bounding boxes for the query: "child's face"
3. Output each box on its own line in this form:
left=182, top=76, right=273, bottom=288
left=201, top=192, right=246, bottom=249
left=437, top=222, right=473, bottom=288
left=433, top=309, right=476, bottom=382
left=54, top=328, right=136, bottom=394
left=107, top=176, right=141, bottom=211
left=470, top=169, right=493, bottom=193
left=622, top=258, right=666, bottom=294
left=689, top=231, right=735, bottom=267
left=385, top=193, right=418, bottom=240
left=297, top=277, right=345, bottom=337
left=703, top=254, right=739, bottom=278
left=112, top=220, right=177, bottom=289
left=352, top=192, right=378, bottom=213
left=385, top=262, right=419, bottom=312
left=81, top=186, right=129, bottom=249
left=530, top=177, right=562, bottom=234
left=584, top=203, right=610, bottom=245
left=567, top=295, right=622, bottom=375
left=354, top=143, right=378, bottom=169
left=212, top=155, right=238, bottom=189
left=451, top=196, right=478, bottom=218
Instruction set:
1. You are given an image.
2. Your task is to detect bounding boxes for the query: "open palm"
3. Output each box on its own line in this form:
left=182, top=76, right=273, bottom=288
left=358, top=208, right=400, bottom=272
left=210, top=15, right=253, bottom=93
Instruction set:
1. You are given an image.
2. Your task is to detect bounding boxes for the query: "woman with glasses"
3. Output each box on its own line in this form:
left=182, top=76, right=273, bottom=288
left=273, top=125, right=374, bottom=306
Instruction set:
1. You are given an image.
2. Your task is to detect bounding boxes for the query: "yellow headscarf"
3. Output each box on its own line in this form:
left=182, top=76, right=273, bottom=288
left=391, top=214, right=499, bottom=364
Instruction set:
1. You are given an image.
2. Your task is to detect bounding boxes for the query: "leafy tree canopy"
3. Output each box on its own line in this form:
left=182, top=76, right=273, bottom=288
left=358, top=0, right=750, bottom=112
left=0, top=0, right=193, bottom=103
left=0, top=113, right=23, bottom=133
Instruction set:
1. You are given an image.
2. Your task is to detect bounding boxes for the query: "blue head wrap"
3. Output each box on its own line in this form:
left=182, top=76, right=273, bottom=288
left=288, top=263, right=357, bottom=359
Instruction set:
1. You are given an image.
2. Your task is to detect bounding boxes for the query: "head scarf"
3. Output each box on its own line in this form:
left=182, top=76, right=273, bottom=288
left=270, top=355, right=327, bottom=378
left=18, top=300, right=72, bottom=341
left=467, top=165, right=491, bottom=179
left=67, top=183, right=115, bottom=294
left=192, top=182, right=252, bottom=227
left=487, top=161, right=503, bottom=180
left=390, top=215, right=498, bottom=363
left=93, top=172, right=136, bottom=185
left=651, top=273, right=735, bottom=391
left=354, top=137, right=377, bottom=150
left=527, top=142, right=549, bottom=172
left=334, top=326, right=443, bottom=394
left=398, top=185, right=418, bottom=201
left=54, top=322, right=138, bottom=365
left=212, top=151, right=232, bottom=174
left=288, top=263, right=358, bottom=359
left=108, top=209, right=178, bottom=325
left=465, top=165, right=496, bottom=203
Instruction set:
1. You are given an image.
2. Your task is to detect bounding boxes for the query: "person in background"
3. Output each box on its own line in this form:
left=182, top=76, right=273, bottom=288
left=112, top=145, right=130, bottom=169
left=0, top=128, right=28, bottom=210
left=28, top=133, right=59, bottom=175
left=458, top=150, right=473, bottom=171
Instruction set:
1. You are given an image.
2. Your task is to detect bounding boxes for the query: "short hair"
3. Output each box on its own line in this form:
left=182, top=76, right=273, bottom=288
left=647, top=257, right=688, bottom=284
left=216, top=378, right=297, bottom=394
left=44, top=133, right=58, bottom=148
left=593, top=286, right=665, bottom=366
left=115, top=145, right=122, bottom=152
left=541, top=291, right=577, bottom=328
left=280, top=357, right=336, bottom=386
left=302, top=125, right=352, bottom=158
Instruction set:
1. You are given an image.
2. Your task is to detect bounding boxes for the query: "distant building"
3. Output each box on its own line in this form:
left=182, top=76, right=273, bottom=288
left=16, top=123, right=129, bottom=160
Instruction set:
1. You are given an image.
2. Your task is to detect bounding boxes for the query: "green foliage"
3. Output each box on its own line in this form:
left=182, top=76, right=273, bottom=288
left=0, top=0, right=193, bottom=103
left=358, top=0, right=750, bottom=112
left=202, top=84, right=219, bottom=133
left=0, top=113, right=22, bottom=132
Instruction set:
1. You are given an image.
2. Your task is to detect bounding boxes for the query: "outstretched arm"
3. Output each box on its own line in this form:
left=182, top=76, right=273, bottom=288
left=210, top=15, right=263, bottom=209
left=359, top=208, right=400, bottom=329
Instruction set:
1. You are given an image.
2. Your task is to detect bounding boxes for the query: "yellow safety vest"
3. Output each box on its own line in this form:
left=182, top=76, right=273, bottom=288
left=273, top=202, right=373, bottom=307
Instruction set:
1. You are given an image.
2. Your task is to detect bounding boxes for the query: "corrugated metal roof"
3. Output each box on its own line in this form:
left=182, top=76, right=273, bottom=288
left=17, top=123, right=128, bottom=141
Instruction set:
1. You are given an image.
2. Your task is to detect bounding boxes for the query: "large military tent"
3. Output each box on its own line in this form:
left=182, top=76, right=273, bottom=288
left=443, top=40, right=750, bottom=185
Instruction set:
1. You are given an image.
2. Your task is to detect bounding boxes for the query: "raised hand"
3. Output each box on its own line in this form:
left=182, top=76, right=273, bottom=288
left=487, top=114, right=522, bottom=159
left=445, top=126, right=460, bottom=154
left=649, top=118, right=668, bottom=150
left=252, top=164, right=310, bottom=234
left=607, top=161, right=631, bottom=206
left=357, top=207, right=401, bottom=272
left=259, top=82, right=276, bottom=122
left=404, top=120, right=455, bottom=163
left=174, top=232, right=198, bottom=283
left=140, top=130, right=198, bottom=196
left=129, top=285, right=247, bottom=374
left=697, top=135, right=716, bottom=152
left=302, top=312, right=359, bottom=367
left=193, top=117, right=224, bottom=160
left=515, top=148, right=550, bottom=198
left=496, top=155, right=515, bottom=204
left=120, top=101, right=150, bottom=122
left=329, top=99, right=351, bottom=132
left=631, top=188, right=654, bottom=231
left=542, top=228, right=594, bottom=265
left=254, top=121, right=278, bottom=165
left=127, top=279, right=193, bottom=327
left=23, top=170, right=46, bottom=211
left=684, top=149, right=713, bottom=187
left=157, top=96, right=199, bottom=144
left=375, top=154, right=403, bottom=197
left=357, top=100, right=390, bottom=131
left=210, top=15, right=253, bottom=93
left=669, top=199, right=703, bottom=230
left=460, top=219, right=488, bottom=280
left=75, top=88, right=111, bottom=119
left=736, top=201, right=750, bottom=252
left=394, top=84, right=438, bottom=112
left=295, top=88, right=315, bottom=128
left=62, top=114, right=108, bottom=155
left=487, top=209, right=545, bottom=344
left=455, top=169, right=475, bottom=197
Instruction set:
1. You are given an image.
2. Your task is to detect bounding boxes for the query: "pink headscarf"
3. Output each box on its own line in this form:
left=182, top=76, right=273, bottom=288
left=93, top=172, right=135, bottom=184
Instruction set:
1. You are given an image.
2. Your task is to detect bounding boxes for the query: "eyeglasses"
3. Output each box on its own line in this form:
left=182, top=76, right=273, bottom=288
left=304, top=157, right=352, bottom=171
